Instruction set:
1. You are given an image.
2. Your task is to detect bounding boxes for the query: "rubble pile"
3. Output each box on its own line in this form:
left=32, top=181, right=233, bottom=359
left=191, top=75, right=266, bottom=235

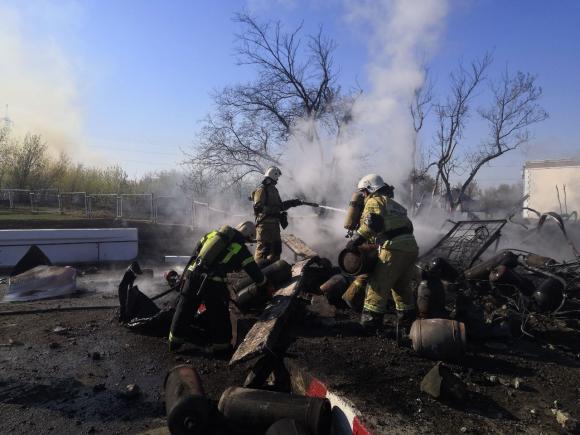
left=2, top=218, right=580, bottom=434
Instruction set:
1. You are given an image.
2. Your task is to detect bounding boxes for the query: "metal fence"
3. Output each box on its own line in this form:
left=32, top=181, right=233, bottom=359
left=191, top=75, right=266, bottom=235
left=0, top=188, right=252, bottom=229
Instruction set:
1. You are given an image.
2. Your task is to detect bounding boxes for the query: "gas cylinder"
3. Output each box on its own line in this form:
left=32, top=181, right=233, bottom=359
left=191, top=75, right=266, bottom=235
left=164, top=365, right=212, bottom=435
left=533, top=278, right=564, bottom=312
left=429, top=257, right=459, bottom=282
left=524, top=254, right=557, bottom=268
left=266, top=419, right=309, bottom=435
left=416, top=278, right=446, bottom=318
left=218, top=387, right=331, bottom=435
left=463, top=250, right=518, bottom=280
left=338, top=244, right=378, bottom=276
left=319, top=274, right=351, bottom=304
left=232, top=260, right=292, bottom=294
left=489, top=265, right=536, bottom=296
left=409, top=319, right=466, bottom=361
left=343, top=191, right=365, bottom=234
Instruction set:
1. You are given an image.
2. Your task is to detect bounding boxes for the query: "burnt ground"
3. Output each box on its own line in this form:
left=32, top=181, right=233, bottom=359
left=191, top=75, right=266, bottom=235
left=1, top=219, right=580, bottom=434
left=289, top=309, right=580, bottom=434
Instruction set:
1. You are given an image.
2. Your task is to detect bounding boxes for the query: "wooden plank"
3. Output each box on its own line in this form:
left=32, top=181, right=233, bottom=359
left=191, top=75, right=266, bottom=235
left=282, top=234, right=318, bottom=260
left=229, top=259, right=313, bottom=365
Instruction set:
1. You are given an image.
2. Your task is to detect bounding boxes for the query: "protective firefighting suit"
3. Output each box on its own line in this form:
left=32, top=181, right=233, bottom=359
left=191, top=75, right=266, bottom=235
left=357, top=193, right=418, bottom=316
left=251, top=179, right=300, bottom=264
left=169, top=226, right=267, bottom=352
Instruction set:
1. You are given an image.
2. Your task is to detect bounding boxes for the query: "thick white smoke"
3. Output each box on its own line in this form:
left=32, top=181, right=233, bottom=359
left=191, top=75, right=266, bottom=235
left=0, top=2, right=85, bottom=158
left=279, top=0, right=450, bottom=254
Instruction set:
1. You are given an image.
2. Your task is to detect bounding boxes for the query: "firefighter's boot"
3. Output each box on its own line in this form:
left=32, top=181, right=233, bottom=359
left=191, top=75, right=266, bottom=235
left=395, top=309, right=416, bottom=345
left=360, top=310, right=384, bottom=335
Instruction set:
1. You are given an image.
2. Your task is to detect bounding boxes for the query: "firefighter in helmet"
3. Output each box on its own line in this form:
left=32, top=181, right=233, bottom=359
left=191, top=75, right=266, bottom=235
left=251, top=166, right=302, bottom=265
left=168, top=221, right=274, bottom=354
left=346, top=174, right=418, bottom=333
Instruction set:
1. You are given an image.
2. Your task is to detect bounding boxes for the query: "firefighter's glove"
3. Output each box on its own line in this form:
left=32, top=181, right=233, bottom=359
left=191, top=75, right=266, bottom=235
left=282, top=198, right=302, bottom=210
left=279, top=211, right=289, bottom=229
left=346, top=233, right=365, bottom=251
left=258, top=278, right=275, bottom=299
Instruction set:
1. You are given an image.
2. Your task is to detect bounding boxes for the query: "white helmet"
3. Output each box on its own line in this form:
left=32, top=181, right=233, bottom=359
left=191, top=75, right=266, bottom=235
left=264, top=166, right=282, bottom=181
left=236, top=221, right=257, bottom=242
left=357, top=174, right=387, bottom=194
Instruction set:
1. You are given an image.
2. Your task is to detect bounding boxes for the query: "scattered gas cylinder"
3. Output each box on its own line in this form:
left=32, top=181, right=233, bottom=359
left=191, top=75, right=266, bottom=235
left=410, top=319, right=466, bottom=361
left=338, top=244, right=378, bottom=276
left=164, top=365, right=212, bottom=435
left=232, top=260, right=292, bottom=293
left=463, top=250, right=518, bottom=280
left=416, top=278, right=446, bottom=318
left=533, top=277, right=565, bottom=312
left=489, top=265, right=536, bottom=296
left=266, top=419, right=309, bottom=435
left=524, top=253, right=557, bottom=268
left=236, top=285, right=265, bottom=311
left=319, top=274, right=351, bottom=304
left=218, top=387, right=331, bottom=435
left=429, top=257, right=459, bottom=282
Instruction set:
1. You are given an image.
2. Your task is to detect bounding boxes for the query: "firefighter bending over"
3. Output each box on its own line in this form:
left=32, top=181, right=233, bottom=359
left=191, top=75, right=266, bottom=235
left=168, top=221, right=273, bottom=354
left=251, top=166, right=302, bottom=265
left=347, top=174, right=419, bottom=333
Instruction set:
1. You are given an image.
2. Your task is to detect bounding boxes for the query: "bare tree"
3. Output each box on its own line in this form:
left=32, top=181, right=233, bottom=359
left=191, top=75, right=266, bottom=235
left=187, top=109, right=282, bottom=185
left=456, top=70, right=548, bottom=207
left=409, top=69, right=434, bottom=212
left=185, top=13, right=348, bottom=185
left=422, top=54, right=547, bottom=211
left=432, top=54, right=492, bottom=209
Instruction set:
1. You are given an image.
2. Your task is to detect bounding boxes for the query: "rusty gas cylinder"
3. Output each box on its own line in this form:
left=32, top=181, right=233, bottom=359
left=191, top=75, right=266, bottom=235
left=416, top=278, right=446, bottom=318
left=524, top=254, right=557, bottom=268
left=463, top=250, right=519, bottom=281
left=266, top=419, right=309, bottom=435
left=164, top=365, right=212, bottom=435
left=410, top=319, right=466, bottom=361
left=489, top=265, right=536, bottom=296
left=319, top=274, right=351, bottom=305
left=429, top=257, right=459, bottom=282
left=338, top=244, right=378, bottom=276
left=533, top=278, right=564, bottom=312
left=218, top=387, right=331, bottom=435
left=232, top=260, right=292, bottom=293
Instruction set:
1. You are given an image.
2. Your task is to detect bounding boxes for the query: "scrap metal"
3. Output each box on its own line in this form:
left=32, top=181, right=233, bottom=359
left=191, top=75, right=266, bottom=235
left=419, top=220, right=507, bottom=271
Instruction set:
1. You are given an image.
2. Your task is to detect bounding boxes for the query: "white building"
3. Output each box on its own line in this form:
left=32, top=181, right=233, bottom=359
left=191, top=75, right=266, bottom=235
left=523, top=159, right=580, bottom=218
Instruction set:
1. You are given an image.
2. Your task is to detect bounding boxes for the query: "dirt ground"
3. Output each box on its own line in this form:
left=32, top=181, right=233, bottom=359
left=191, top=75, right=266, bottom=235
left=1, top=219, right=580, bottom=434
left=290, top=308, right=580, bottom=434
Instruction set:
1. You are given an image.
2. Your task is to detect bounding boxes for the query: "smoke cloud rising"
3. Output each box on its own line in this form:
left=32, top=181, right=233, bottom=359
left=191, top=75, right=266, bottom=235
left=278, top=0, right=450, bottom=253
left=0, top=2, right=84, bottom=157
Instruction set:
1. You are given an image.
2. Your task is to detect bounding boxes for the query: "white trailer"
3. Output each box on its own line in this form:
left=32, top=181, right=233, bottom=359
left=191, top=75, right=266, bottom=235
left=0, top=228, right=138, bottom=268
left=523, top=159, right=580, bottom=218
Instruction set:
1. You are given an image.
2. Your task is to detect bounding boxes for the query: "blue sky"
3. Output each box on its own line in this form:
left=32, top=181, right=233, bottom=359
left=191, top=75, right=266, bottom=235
left=1, top=0, right=579, bottom=186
